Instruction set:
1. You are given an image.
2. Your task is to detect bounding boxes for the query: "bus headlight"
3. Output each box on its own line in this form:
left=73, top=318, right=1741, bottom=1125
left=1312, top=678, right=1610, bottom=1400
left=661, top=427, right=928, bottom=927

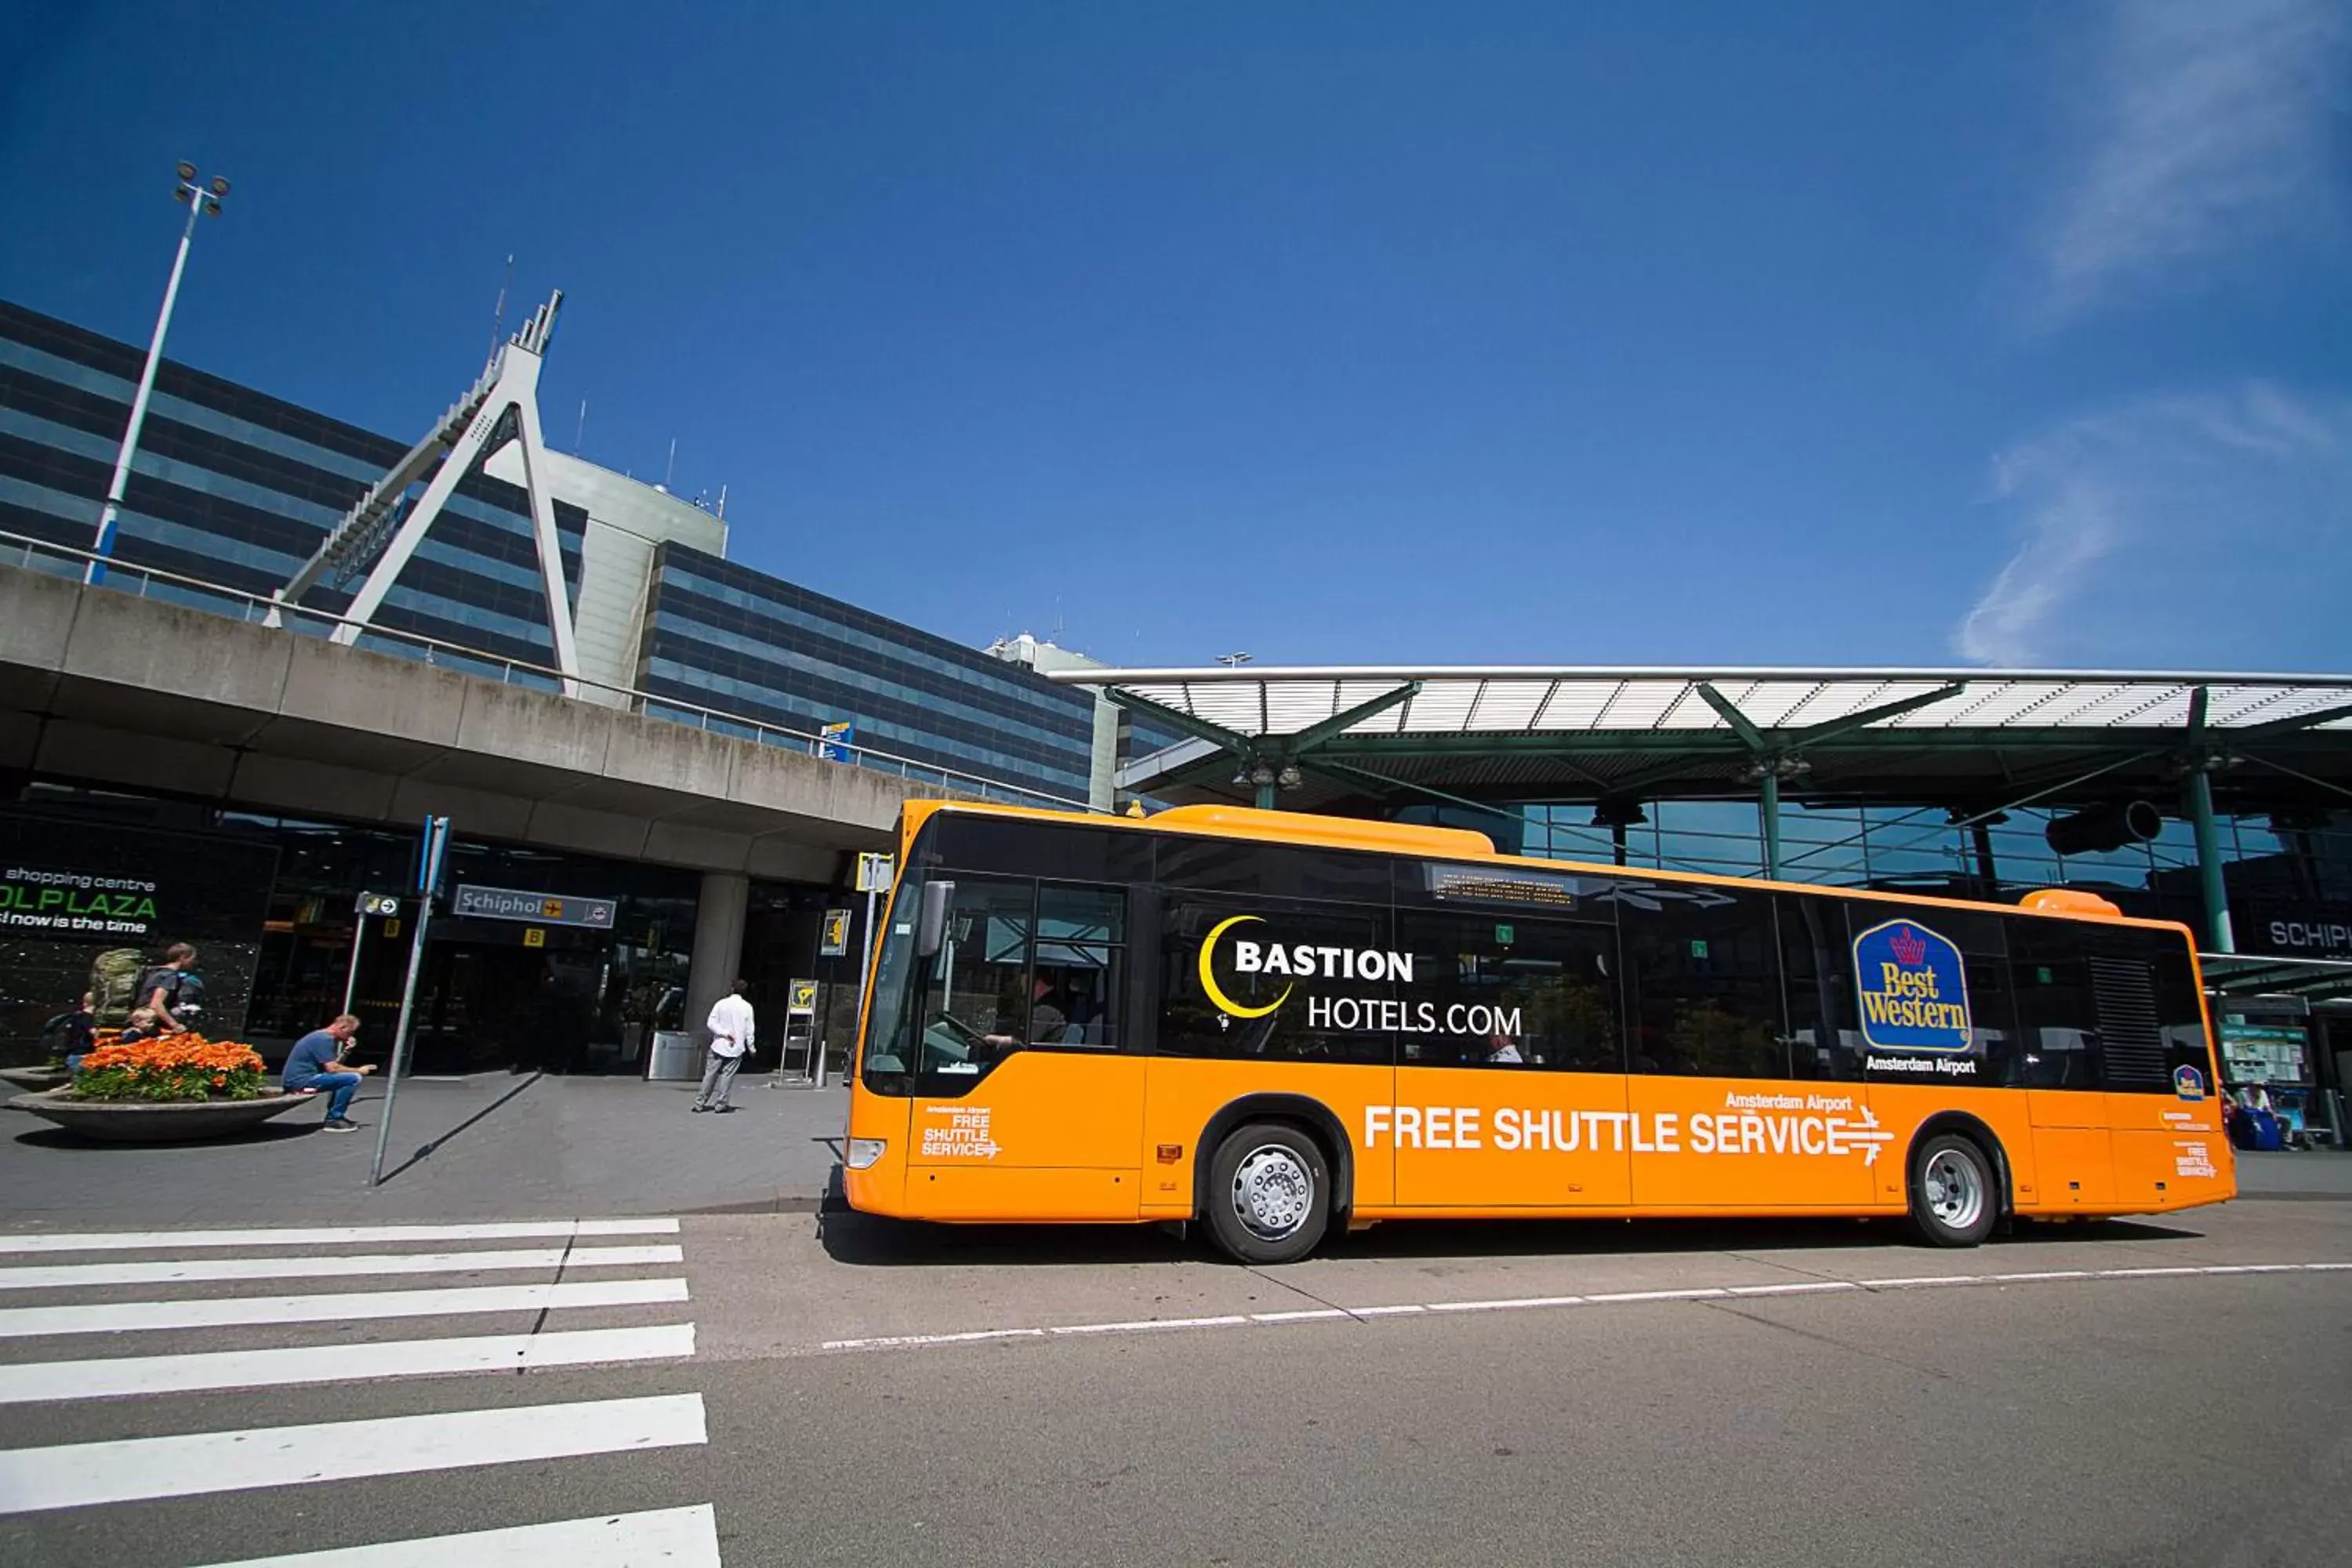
left=847, top=1138, right=887, bottom=1170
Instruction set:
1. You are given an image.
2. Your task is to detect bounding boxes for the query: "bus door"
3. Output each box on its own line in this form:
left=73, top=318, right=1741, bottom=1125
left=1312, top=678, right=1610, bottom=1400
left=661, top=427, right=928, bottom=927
left=1389, top=912, right=1630, bottom=1208
left=902, top=876, right=1145, bottom=1221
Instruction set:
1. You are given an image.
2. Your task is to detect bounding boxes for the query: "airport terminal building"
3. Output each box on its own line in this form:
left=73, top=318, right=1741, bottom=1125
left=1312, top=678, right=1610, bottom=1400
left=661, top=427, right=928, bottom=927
left=0, top=297, right=1103, bottom=1072
left=2, top=296, right=2347, bottom=1144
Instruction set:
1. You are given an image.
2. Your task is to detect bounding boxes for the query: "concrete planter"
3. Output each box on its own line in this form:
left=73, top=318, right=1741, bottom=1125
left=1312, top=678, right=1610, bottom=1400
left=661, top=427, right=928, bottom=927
left=0, top=1065, right=71, bottom=1092
left=5, top=1087, right=309, bottom=1143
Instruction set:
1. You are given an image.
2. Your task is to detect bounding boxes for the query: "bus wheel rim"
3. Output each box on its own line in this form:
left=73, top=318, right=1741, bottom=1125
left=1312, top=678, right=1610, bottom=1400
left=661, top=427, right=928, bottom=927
left=1232, top=1145, right=1312, bottom=1240
left=1924, top=1149, right=1984, bottom=1231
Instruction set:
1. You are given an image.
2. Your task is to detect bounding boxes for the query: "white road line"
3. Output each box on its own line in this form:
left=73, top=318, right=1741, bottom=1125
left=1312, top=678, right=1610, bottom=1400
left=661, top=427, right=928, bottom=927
left=0, top=1323, right=697, bottom=1405
left=0, top=1394, right=707, bottom=1515
left=0, top=1220, right=679, bottom=1256
left=815, top=1260, right=2352, bottom=1353
left=1425, top=1296, right=1587, bottom=1313
left=189, top=1504, right=721, bottom=1568
left=818, top=1327, right=1047, bottom=1351
left=1049, top=1315, right=1249, bottom=1336
left=0, top=1277, right=688, bottom=1339
left=0, top=1245, right=684, bottom=1291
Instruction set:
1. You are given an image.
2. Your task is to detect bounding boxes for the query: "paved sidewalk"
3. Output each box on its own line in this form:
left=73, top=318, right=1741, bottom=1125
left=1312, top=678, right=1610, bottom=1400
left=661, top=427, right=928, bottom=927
left=2234, top=1145, right=2352, bottom=1198
left=5, top=1071, right=2346, bottom=1227
left=1, top=1071, right=848, bottom=1225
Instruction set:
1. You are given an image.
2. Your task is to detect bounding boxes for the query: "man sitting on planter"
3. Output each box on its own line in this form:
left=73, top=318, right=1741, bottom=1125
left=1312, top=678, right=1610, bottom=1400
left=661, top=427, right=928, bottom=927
left=282, top=1014, right=375, bottom=1133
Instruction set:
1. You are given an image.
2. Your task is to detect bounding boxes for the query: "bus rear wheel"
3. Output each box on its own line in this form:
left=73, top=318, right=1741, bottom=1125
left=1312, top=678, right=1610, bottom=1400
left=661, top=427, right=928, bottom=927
left=1909, top=1133, right=1997, bottom=1247
left=1204, top=1122, right=1330, bottom=1265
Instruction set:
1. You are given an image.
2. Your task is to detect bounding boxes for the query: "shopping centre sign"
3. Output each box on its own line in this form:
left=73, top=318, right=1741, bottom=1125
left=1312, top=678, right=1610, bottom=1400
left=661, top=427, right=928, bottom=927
left=451, top=884, right=617, bottom=929
left=0, top=864, right=161, bottom=936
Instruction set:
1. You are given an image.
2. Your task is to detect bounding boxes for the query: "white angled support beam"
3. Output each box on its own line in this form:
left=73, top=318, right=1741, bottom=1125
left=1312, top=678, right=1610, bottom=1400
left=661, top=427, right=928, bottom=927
left=330, top=392, right=507, bottom=646
left=506, top=350, right=581, bottom=692
left=318, top=290, right=578, bottom=687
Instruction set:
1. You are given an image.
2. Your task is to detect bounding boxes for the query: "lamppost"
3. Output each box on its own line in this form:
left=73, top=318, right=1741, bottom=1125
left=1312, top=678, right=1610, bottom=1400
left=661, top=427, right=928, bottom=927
left=86, top=161, right=230, bottom=585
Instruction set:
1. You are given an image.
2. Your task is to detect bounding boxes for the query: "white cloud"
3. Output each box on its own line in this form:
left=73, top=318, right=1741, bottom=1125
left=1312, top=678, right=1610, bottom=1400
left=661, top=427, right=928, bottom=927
left=2033, top=0, right=2347, bottom=326
left=1955, top=384, right=2352, bottom=666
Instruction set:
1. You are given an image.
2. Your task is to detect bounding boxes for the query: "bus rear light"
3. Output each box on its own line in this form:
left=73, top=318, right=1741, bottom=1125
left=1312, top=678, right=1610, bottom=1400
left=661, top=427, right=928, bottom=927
left=848, top=1138, right=887, bottom=1169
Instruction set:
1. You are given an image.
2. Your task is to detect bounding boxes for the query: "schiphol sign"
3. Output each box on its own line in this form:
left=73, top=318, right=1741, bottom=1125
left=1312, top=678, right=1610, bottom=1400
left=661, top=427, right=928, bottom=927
left=451, top=884, right=617, bottom=929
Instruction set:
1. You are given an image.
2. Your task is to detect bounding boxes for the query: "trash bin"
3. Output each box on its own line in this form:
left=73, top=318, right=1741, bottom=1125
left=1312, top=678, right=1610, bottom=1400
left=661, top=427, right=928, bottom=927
left=647, top=1030, right=701, bottom=1082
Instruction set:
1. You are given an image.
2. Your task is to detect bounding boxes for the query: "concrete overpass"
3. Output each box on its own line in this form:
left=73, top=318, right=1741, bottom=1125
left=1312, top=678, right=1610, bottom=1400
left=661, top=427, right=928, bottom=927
left=0, top=561, right=974, bottom=1029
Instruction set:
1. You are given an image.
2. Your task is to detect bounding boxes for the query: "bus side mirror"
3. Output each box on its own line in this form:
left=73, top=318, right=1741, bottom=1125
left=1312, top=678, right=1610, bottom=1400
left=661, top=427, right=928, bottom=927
left=917, top=880, right=954, bottom=958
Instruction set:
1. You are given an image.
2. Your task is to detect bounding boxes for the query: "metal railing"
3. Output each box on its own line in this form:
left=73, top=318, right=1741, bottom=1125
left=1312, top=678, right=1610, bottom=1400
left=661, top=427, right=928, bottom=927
left=2, top=529, right=1094, bottom=812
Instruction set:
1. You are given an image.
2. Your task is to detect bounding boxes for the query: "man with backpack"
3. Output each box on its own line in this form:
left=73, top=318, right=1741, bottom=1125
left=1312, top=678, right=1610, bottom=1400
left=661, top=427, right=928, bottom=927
left=137, top=944, right=201, bottom=1035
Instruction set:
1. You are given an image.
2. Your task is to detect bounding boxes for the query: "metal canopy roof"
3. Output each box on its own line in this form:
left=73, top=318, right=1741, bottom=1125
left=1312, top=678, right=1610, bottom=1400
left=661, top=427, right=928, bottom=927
left=1051, top=666, right=2352, bottom=740
left=1047, top=665, right=2352, bottom=811
left=2200, top=953, right=2352, bottom=1007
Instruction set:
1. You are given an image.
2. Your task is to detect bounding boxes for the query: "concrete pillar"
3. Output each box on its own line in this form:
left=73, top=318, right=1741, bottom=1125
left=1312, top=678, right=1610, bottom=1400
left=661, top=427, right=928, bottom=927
left=2187, top=769, right=2236, bottom=953
left=1087, top=693, right=1119, bottom=813
left=684, top=871, right=750, bottom=1047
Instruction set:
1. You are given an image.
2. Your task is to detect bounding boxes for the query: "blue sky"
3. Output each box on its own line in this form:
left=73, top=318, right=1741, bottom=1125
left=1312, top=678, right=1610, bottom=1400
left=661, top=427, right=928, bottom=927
left=5, top=1, right=2347, bottom=672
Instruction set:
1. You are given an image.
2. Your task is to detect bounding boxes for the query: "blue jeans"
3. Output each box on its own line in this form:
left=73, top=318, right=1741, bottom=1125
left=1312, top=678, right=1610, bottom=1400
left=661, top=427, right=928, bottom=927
left=291, top=1072, right=361, bottom=1120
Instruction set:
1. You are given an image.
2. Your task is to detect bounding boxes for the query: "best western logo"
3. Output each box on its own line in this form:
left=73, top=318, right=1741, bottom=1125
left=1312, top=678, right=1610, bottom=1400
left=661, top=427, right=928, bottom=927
left=1853, top=919, right=1973, bottom=1054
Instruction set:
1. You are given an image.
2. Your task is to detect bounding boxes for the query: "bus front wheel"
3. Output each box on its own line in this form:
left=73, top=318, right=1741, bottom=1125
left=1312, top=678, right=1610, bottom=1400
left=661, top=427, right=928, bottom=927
left=1908, top=1133, right=1997, bottom=1247
left=1204, top=1122, right=1330, bottom=1265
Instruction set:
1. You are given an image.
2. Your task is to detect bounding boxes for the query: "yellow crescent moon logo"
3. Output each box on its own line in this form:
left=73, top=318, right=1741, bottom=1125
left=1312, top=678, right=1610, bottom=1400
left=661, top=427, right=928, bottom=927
left=1199, top=914, right=1290, bottom=1018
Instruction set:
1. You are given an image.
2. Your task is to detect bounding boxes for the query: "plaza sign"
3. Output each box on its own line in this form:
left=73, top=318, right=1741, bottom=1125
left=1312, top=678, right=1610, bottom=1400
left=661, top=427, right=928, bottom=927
left=0, top=864, right=161, bottom=937
left=452, top=884, right=617, bottom=929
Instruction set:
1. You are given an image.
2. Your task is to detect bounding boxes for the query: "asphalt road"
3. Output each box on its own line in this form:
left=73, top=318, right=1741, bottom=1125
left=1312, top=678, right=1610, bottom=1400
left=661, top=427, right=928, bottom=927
left=1, top=1198, right=2347, bottom=1566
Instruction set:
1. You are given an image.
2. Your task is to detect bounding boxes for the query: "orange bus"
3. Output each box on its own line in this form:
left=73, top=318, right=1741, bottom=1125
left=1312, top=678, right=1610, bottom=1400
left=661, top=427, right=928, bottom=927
left=843, top=800, right=2234, bottom=1263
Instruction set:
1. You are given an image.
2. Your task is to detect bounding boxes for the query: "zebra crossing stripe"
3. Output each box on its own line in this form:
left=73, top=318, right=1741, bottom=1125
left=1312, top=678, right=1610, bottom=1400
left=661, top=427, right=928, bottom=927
left=0, top=1323, right=697, bottom=1405
left=0, top=1393, right=709, bottom=1514
left=0, top=1244, right=684, bottom=1291
left=0, top=1220, right=680, bottom=1255
left=0, top=1277, right=688, bottom=1339
left=185, top=1504, right=722, bottom=1567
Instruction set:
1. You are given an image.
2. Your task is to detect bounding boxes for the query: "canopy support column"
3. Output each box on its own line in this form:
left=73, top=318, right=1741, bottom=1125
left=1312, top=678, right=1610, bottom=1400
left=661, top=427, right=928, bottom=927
left=2188, top=766, right=2235, bottom=954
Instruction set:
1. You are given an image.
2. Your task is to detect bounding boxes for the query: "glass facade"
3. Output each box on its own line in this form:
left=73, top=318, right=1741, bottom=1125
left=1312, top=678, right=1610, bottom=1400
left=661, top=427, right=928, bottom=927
left=0, top=301, right=586, bottom=669
left=1517, top=800, right=2352, bottom=956
left=636, top=542, right=1099, bottom=803
left=0, top=785, right=850, bottom=1074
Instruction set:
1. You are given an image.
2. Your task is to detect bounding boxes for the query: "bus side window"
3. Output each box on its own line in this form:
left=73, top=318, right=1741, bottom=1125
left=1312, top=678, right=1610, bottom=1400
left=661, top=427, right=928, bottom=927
left=1780, top=894, right=1862, bottom=1081
left=2012, top=924, right=2104, bottom=1091
left=1613, top=884, right=1788, bottom=1079
left=1392, top=909, right=1621, bottom=1072
left=1034, top=883, right=1126, bottom=1050
left=1160, top=895, right=1395, bottom=1065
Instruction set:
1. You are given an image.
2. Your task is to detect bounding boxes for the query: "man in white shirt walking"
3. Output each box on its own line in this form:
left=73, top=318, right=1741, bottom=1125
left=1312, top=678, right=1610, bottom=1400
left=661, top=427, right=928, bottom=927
left=694, top=978, right=755, bottom=1114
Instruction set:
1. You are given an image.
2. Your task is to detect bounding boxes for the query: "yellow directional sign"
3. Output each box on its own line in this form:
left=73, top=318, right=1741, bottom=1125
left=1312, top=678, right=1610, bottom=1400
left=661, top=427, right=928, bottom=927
left=821, top=908, right=852, bottom=957
left=524, top=927, right=546, bottom=948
